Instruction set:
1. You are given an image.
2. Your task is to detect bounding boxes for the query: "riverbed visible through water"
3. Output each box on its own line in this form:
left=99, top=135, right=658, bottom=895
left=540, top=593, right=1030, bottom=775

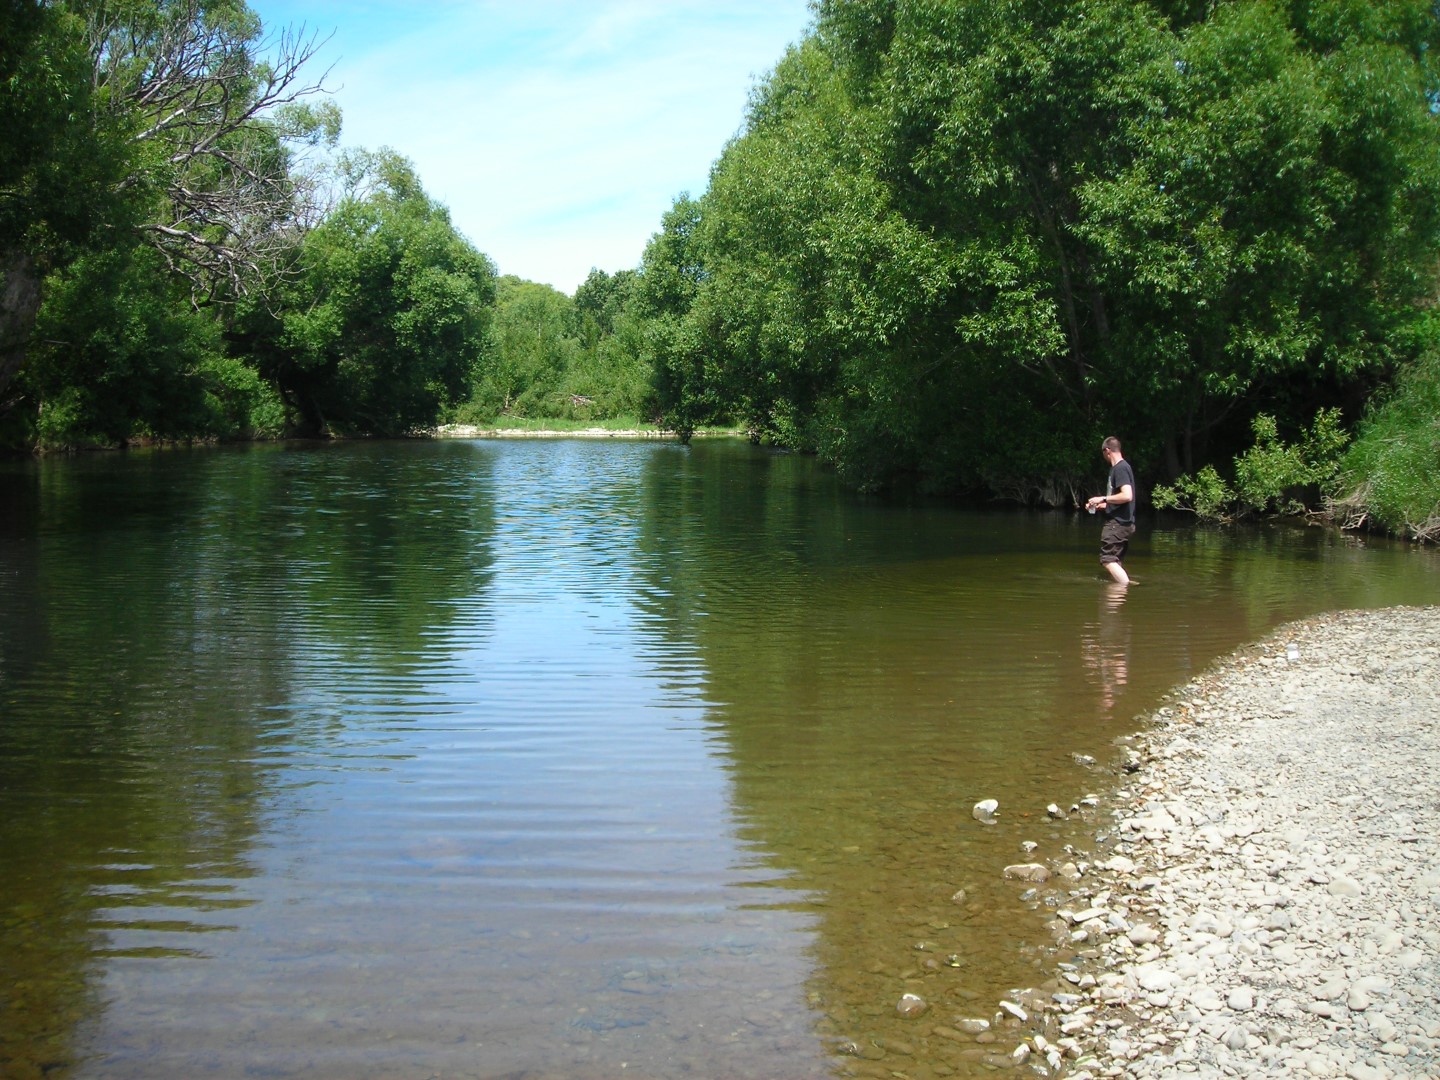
left=1, top=438, right=1436, bottom=1079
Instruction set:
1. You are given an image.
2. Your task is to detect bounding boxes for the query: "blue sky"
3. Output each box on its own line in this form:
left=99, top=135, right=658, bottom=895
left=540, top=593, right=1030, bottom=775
left=248, top=1, right=814, bottom=294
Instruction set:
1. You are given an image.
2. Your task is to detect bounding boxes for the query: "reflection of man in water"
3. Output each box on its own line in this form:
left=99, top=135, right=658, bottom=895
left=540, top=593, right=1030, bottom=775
left=1084, top=436, right=1136, bottom=586
left=1083, top=584, right=1131, bottom=713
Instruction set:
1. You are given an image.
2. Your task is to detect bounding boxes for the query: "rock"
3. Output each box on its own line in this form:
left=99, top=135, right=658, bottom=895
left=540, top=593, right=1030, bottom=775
left=895, top=993, right=928, bottom=1018
left=1135, top=965, right=1177, bottom=993
left=1328, top=876, right=1363, bottom=898
left=1227, top=987, right=1255, bottom=1012
left=973, top=799, right=999, bottom=822
left=1190, top=987, right=1224, bottom=1012
left=1127, top=923, right=1161, bottom=945
left=1002, top=863, right=1051, bottom=882
left=998, top=1000, right=1028, bottom=1022
left=955, top=1018, right=991, bottom=1035
left=1047, top=803, right=1066, bottom=819
left=1396, top=948, right=1425, bottom=969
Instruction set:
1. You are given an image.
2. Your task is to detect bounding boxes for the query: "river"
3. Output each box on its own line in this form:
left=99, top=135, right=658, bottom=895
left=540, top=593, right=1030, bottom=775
left=1, top=438, right=1436, bottom=1079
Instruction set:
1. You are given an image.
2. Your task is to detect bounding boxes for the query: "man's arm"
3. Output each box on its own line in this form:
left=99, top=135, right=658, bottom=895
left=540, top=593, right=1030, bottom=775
left=1104, top=483, right=1133, bottom=507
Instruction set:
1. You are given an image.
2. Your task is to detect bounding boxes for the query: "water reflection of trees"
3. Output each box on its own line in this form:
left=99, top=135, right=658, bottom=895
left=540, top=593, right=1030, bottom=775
left=629, top=442, right=1440, bottom=1073
left=628, top=443, right=1127, bottom=1069
left=0, top=443, right=496, bottom=1077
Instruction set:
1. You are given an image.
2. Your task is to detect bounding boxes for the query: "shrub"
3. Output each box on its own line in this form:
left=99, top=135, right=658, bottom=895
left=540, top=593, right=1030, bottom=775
left=1152, top=409, right=1349, bottom=522
left=1332, top=350, right=1440, bottom=541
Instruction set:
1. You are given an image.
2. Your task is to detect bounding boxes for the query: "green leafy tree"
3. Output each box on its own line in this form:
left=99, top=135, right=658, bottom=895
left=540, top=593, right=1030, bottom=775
left=564, top=269, right=654, bottom=420
left=1075, top=0, right=1440, bottom=474
left=25, top=243, right=227, bottom=447
left=0, top=0, right=331, bottom=413
left=467, top=277, right=581, bottom=417
left=643, top=0, right=1440, bottom=498
left=636, top=195, right=715, bottom=437
left=242, top=150, right=496, bottom=436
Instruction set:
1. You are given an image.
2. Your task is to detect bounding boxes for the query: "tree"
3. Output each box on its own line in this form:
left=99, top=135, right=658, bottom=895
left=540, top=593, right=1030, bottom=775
left=1074, top=0, right=1440, bottom=473
left=0, top=0, right=333, bottom=410
left=471, top=276, right=581, bottom=417
left=241, top=149, right=496, bottom=436
left=637, top=195, right=718, bottom=438
left=563, top=269, right=653, bottom=420
left=646, top=0, right=1440, bottom=496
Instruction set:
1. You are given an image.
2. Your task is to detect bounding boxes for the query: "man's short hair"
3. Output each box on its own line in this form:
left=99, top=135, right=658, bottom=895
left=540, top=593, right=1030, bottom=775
left=1101, top=436, right=1122, bottom=453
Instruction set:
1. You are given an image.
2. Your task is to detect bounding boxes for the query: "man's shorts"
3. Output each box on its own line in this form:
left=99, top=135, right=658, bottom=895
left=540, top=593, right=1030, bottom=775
left=1100, top=519, right=1137, bottom=564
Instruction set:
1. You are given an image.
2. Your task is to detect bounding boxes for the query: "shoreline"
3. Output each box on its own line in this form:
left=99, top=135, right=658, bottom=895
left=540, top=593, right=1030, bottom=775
left=998, top=606, right=1440, bottom=1078
left=432, top=424, right=743, bottom=440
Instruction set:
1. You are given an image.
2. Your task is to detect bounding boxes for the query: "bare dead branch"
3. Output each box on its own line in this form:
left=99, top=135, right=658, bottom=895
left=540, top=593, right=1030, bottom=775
left=83, top=0, right=334, bottom=303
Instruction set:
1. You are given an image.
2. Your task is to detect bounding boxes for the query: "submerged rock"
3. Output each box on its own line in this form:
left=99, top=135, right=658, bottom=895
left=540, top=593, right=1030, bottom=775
left=895, top=993, right=928, bottom=1018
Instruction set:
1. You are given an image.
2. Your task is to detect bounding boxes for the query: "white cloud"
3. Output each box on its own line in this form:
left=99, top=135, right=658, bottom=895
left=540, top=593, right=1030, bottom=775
left=253, top=1, right=812, bottom=293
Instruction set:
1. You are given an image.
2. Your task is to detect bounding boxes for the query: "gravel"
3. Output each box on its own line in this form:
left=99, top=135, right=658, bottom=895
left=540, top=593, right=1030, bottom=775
left=1009, top=606, right=1440, bottom=1079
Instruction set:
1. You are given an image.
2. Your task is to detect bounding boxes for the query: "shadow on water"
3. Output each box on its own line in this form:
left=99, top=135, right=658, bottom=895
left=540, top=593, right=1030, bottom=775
left=0, top=438, right=1436, bottom=1079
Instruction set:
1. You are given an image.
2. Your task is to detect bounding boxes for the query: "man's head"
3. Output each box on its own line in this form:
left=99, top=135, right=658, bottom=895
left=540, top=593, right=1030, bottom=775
left=1101, top=436, right=1122, bottom=462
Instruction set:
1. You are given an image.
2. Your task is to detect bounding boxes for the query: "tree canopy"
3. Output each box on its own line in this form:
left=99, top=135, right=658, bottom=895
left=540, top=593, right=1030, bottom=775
left=1, top=0, right=331, bottom=410
left=645, top=0, right=1440, bottom=497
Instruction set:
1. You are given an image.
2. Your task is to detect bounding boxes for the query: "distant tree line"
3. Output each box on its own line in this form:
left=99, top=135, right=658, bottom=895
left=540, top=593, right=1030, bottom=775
left=4, top=0, right=1440, bottom=540
left=0, top=0, right=661, bottom=450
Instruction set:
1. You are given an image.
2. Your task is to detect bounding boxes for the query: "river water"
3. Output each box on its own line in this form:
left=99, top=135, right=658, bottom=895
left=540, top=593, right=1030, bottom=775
left=1, top=438, right=1436, bottom=1079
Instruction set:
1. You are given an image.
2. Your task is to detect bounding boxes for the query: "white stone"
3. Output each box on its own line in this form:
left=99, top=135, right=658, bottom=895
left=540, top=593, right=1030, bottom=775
left=1134, top=965, right=1178, bottom=993
left=1128, top=923, right=1161, bottom=946
left=1227, top=988, right=1255, bottom=1012
left=999, top=1000, right=1027, bottom=1022
left=1329, top=876, right=1363, bottom=898
left=1190, top=987, right=1224, bottom=1012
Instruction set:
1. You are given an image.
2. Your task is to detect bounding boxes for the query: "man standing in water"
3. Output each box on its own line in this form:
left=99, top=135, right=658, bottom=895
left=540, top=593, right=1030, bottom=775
left=1085, top=436, right=1136, bottom=585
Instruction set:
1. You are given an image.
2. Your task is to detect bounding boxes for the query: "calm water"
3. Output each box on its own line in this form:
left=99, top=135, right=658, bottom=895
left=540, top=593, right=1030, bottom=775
left=1, top=438, right=1436, bottom=1080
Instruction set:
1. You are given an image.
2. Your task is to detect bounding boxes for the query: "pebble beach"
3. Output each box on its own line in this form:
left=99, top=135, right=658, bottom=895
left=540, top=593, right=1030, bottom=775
left=992, top=606, right=1440, bottom=1079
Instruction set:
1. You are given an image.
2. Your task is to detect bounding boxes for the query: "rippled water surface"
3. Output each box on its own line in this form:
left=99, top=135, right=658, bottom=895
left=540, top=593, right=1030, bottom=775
left=1, top=439, right=1437, bottom=1079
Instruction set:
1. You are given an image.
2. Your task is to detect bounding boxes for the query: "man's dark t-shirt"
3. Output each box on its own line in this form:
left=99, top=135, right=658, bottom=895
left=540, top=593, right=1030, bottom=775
left=1107, top=459, right=1136, bottom=525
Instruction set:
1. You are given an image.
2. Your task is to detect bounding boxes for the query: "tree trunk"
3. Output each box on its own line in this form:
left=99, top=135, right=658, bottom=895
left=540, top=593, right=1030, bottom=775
left=0, top=249, right=42, bottom=412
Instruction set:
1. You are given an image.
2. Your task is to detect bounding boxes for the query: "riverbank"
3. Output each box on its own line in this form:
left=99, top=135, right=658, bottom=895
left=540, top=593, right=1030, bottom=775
left=433, top=423, right=743, bottom=439
left=1003, top=606, right=1440, bottom=1078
